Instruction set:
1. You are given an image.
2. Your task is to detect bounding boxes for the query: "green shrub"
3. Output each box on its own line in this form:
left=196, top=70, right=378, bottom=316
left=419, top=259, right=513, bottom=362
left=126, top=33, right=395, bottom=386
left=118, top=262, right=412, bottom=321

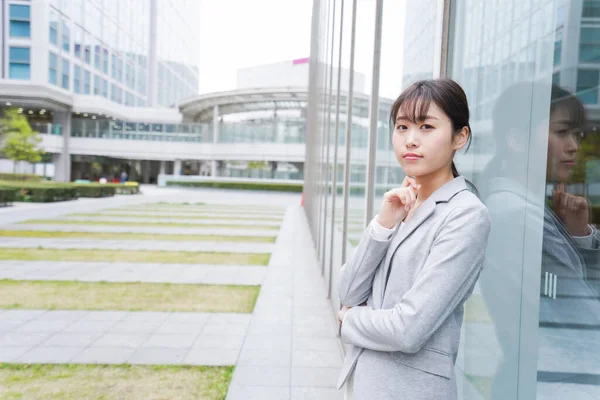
left=0, top=181, right=78, bottom=202
left=73, top=184, right=116, bottom=198
left=0, top=173, right=43, bottom=182
left=0, top=188, right=17, bottom=205
left=165, top=180, right=303, bottom=193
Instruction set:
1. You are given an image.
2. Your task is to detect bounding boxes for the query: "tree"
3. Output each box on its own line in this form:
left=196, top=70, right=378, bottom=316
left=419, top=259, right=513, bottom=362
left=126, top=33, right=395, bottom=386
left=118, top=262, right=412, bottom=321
left=0, top=109, right=44, bottom=173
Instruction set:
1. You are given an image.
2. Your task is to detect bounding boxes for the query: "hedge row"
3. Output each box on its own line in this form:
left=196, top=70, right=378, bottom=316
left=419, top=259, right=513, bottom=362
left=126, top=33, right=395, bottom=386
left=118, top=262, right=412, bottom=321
left=0, top=181, right=140, bottom=202
left=165, top=180, right=303, bottom=193
left=0, top=188, right=17, bottom=205
left=0, top=173, right=43, bottom=182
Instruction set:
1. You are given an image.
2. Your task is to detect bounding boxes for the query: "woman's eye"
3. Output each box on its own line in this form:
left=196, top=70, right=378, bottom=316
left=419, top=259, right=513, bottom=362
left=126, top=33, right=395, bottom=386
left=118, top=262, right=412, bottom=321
left=421, top=124, right=434, bottom=130
left=396, top=125, right=407, bottom=130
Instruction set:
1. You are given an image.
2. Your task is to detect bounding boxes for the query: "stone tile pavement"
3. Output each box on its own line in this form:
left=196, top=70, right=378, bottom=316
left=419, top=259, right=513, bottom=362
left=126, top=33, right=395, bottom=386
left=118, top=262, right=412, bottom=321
left=0, top=261, right=267, bottom=285
left=0, top=224, right=280, bottom=236
left=0, top=310, right=249, bottom=366
left=225, top=206, right=344, bottom=400
left=0, top=237, right=275, bottom=254
left=55, top=215, right=282, bottom=226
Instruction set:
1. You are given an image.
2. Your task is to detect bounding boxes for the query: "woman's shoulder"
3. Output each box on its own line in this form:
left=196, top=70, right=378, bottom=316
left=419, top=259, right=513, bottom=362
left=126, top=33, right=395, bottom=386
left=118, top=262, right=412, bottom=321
left=443, top=190, right=491, bottom=226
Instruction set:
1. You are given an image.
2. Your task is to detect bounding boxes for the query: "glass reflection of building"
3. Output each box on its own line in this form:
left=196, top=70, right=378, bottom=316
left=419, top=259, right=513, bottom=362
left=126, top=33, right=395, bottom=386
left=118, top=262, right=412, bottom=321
left=304, top=0, right=600, bottom=398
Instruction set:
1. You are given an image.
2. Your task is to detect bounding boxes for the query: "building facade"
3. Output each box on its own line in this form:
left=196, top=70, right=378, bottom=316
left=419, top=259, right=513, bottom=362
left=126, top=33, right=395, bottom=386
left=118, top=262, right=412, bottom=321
left=304, top=0, right=600, bottom=398
left=0, top=0, right=199, bottom=181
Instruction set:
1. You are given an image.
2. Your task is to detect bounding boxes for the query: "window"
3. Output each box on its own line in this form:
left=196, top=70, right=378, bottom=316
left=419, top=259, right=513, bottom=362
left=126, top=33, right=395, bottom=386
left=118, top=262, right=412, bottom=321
left=117, top=57, right=123, bottom=83
left=576, top=69, right=599, bottom=104
left=62, top=20, right=70, bottom=52
left=74, top=65, right=81, bottom=93
left=84, top=70, right=91, bottom=94
left=554, top=31, right=562, bottom=66
left=111, top=53, right=118, bottom=80
left=62, top=59, right=70, bottom=89
left=9, top=47, right=30, bottom=80
left=49, top=10, right=58, bottom=45
left=583, top=0, right=600, bottom=17
left=94, top=44, right=101, bottom=70
left=102, top=79, right=108, bottom=98
left=94, top=75, right=101, bottom=95
left=49, top=53, right=58, bottom=85
left=9, top=4, right=30, bottom=37
left=103, top=49, right=109, bottom=74
left=74, top=26, right=82, bottom=59
left=579, top=28, right=600, bottom=63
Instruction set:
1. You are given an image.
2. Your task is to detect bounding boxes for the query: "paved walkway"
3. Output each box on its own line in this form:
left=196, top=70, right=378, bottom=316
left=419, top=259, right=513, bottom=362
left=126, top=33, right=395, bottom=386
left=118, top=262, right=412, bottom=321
left=0, top=261, right=266, bottom=285
left=0, top=237, right=275, bottom=254
left=0, top=310, right=249, bottom=365
left=0, top=224, right=279, bottom=236
left=50, top=216, right=283, bottom=226
left=225, top=206, right=343, bottom=400
left=91, top=210, right=286, bottom=218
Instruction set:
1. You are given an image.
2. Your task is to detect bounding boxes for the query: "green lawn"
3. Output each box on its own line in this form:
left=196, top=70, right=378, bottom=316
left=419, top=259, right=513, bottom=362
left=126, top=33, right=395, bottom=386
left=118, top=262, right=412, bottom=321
left=0, top=248, right=270, bottom=265
left=0, top=280, right=260, bottom=313
left=21, top=219, right=280, bottom=231
left=0, top=364, right=234, bottom=400
left=71, top=212, right=283, bottom=222
left=463, top=295, right=493, bottom=323
left=0, top=230, right=276, bottom=243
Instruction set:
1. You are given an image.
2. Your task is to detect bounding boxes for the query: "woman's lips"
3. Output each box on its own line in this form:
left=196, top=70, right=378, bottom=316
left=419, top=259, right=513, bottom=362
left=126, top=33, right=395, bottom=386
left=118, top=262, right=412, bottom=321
left=404, top=154, right=423, bottom=161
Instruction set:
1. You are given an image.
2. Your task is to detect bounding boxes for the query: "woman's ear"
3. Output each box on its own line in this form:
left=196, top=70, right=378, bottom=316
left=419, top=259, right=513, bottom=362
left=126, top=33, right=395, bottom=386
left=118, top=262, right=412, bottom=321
left=453, top=126, right=469, bottom=151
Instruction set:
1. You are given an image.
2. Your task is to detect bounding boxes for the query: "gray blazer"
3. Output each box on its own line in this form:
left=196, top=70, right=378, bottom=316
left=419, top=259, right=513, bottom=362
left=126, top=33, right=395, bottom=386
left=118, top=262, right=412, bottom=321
left=337, top=177, right=491, bottom=400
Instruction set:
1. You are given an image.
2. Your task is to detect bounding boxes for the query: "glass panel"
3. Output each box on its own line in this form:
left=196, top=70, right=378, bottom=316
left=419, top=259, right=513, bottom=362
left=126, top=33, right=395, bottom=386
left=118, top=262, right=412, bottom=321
left=49, top=10, right=58, bottom=45
left=62, top=59, right=70, bottom=89
left=448, top=0, right=600, bottom=398
left=10, top=21, right=30, bottom=37
left=49, top=53, right=58, bottom=85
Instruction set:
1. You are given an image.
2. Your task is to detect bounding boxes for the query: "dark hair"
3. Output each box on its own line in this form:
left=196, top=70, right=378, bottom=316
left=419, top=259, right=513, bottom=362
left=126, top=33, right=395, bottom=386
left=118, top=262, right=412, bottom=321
left=389, top=79, right=475, bottom=186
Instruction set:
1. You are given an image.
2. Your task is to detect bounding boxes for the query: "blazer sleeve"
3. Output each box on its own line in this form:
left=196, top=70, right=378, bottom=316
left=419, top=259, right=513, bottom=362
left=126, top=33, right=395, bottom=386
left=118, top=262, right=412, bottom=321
left=338, top=221, right=392, bottom=307
left=340, top=205, right=491, bottom=353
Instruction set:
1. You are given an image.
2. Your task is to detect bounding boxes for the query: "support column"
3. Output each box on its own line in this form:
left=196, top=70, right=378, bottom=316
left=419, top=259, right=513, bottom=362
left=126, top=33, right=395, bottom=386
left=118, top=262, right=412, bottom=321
left=159, top=160, right=166, bottom=175
left=174, top=159, right=182, bottom=176
left=147, top=0, right=158, bottom=107
left=52, top=111, right=71, bottom=182
left=212, top=105, right=219, bottom=178
left=142, top=160, right=151, bottom=184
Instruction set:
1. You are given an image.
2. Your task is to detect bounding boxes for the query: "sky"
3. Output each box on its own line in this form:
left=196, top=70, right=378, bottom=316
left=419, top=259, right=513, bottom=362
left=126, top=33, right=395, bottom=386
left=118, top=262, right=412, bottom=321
left=196, top=0, right=406, bottom=99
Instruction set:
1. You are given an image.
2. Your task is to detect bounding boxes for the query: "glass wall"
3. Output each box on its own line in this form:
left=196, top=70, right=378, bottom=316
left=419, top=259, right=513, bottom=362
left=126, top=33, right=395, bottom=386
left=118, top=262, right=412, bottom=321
left=305, top=0, right=600, bottom=398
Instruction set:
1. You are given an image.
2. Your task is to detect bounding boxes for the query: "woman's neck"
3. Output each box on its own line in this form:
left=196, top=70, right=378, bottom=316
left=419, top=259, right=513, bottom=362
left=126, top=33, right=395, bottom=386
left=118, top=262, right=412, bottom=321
left=414, top=168, right=456, bottom=203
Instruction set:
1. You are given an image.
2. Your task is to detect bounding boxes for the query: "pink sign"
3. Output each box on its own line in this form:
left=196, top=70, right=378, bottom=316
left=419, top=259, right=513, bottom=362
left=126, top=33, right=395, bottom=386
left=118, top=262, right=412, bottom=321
left=293, top=57, right=309, bottom=65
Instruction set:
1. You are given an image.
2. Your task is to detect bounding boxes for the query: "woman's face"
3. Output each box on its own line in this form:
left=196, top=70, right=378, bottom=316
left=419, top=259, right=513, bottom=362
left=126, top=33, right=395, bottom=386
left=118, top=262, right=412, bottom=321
left=546, top=105, right=582, bottom=182
left=392, top=102, right=466, bottom=178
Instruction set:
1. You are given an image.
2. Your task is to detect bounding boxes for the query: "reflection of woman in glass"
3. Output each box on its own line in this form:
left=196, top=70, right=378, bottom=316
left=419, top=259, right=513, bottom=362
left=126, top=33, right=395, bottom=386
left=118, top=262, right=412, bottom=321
left=480, top=83, right=599, bottom=398
left=336, top=79, right=491, bottom=400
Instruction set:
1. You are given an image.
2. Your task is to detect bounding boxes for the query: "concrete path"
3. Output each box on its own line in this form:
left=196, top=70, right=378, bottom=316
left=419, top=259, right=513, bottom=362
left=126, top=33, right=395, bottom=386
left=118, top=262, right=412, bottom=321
left=0, top=310, right=250, bottom=366
left=48, top=216, right=282, bottom=226
left=0, top=224, right=279, bottom=236
left=0, top=237, right=275, bottom=254
left=94, top=210, right=286, bottom=219
left=0, top=261, right=267, bottom=286
left=225, top=206, right=344, bottom=400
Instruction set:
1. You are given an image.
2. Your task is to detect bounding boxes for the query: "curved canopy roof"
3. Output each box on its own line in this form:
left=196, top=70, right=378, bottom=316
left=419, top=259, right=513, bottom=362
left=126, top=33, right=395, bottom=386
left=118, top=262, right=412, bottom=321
left=178, top=87, right=394, bottom=122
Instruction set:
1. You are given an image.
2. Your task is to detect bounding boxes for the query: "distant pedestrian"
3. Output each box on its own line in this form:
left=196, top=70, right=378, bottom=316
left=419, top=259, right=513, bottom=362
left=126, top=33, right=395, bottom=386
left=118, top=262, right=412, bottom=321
left=120, top=170, right=128, bottom=184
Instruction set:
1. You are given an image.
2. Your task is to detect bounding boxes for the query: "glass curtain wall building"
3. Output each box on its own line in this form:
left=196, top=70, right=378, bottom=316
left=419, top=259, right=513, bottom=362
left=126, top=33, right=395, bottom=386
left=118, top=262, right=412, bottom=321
left=304, top=0, right=600, bottom=398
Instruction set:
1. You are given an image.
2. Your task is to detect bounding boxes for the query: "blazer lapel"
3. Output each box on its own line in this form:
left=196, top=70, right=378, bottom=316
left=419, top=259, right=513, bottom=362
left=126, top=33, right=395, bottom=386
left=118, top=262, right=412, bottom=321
left=380, top=199, right=436, bottom=303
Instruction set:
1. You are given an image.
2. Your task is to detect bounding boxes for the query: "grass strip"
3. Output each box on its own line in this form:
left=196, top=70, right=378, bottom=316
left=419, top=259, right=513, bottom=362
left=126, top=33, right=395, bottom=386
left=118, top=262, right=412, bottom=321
left=115, top=207, right=286, bottom=215
left=0, top=364, right=234, bottom=400
left=20, top=219, right=280, bottom=231
left=0, top=280, right=260, bottom=313
left=463, top=295, right=492, bottom=323
left=0, top=248, right=270, bottom=265
left=0, top=230, right=276, bottom=243
left=71, top=212, right=283, bottom=222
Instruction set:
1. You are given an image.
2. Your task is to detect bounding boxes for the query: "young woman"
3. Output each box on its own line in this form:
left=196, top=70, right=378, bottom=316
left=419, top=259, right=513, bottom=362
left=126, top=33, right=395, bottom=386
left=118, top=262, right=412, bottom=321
left=336, top=79, right=491, bottom=400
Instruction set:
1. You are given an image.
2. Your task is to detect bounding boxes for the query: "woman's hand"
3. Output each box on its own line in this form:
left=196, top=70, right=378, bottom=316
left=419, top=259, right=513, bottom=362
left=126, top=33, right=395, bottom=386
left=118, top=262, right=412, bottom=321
left=338, top=305, right=351, bottom=324
left=376, top=176, right=421, bottom=228
left=553, top=183, right=591, bottom=237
